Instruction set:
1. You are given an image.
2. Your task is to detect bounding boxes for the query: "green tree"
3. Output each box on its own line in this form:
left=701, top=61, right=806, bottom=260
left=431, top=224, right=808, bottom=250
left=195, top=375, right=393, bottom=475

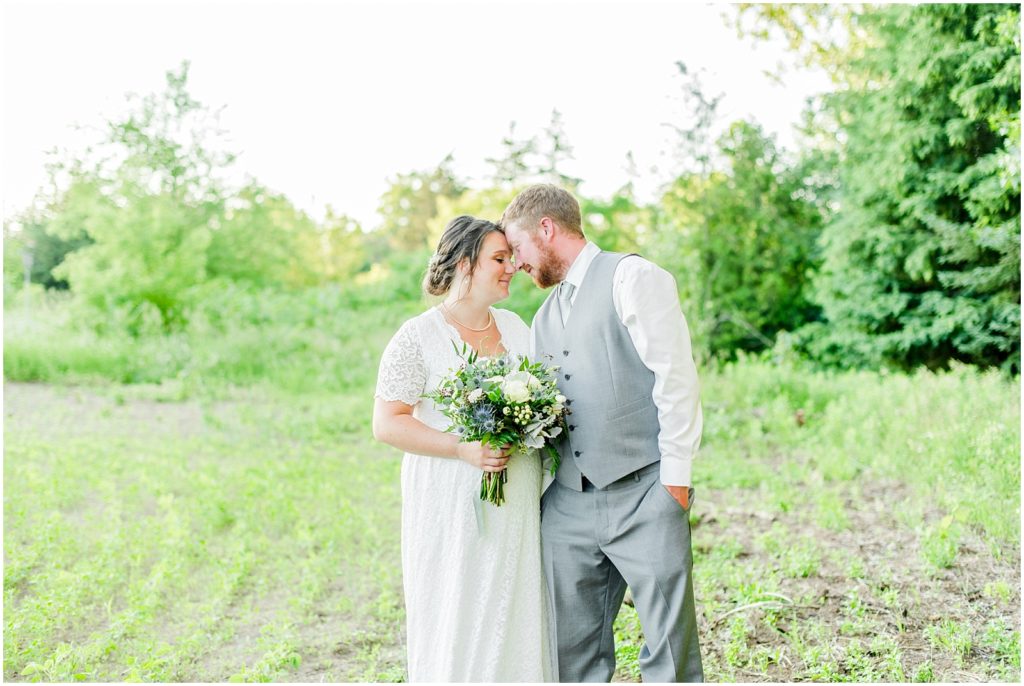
left=486, top=111, right=583, bottom=192
left=486, top=122, right=538, bottom=189
left=3, top=210, right=92, bottom=291
left=581, top=185, right=657, bottom=256
left=207, top=183, right=321, bottom=288
left=314, top=209, right=368, bottom=283
left=730, top=3, right=868, bottom=83
left=375, top=154, right=464, bottom=251
left=661, top=121, right=829, bottom=357
left=538, top=110, right=583, bottom=192
left=799, top=4, right=1021, bottom=371
left=49, top=62, right=233, bottom=330
left=654, top=62, right=830, bottom=358
left=428, top=187, right=518, bottom=245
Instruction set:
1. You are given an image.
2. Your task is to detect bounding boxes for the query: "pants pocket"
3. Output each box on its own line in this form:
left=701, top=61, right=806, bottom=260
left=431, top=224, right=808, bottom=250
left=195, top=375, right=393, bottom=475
left=655, top=482, right=694, bottom=514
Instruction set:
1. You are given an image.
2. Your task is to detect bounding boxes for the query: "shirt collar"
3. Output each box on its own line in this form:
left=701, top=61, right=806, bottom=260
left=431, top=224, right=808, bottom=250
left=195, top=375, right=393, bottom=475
left=561, top=241, right=601, bottom=291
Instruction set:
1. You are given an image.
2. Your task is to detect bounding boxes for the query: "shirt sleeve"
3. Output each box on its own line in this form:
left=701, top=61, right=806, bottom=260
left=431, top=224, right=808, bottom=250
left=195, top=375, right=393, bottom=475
left=375, top=320, right=428, bottom=406
left=613, top=257, right=703, bottom=487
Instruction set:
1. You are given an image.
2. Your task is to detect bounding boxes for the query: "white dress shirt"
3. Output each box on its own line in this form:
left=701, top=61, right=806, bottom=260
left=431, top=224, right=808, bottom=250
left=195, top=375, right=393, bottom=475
left=532, top=241, right=703, bottom=487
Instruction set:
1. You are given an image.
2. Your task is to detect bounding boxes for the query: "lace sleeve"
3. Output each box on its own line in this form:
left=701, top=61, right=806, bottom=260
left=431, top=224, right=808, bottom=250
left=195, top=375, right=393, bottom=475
left=375, top=319, right=428, bottom=405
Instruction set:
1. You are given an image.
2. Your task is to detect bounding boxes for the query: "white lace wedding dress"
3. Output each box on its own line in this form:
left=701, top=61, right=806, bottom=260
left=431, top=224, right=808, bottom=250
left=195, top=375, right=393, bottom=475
left=375, top=306, right=558, bottom=683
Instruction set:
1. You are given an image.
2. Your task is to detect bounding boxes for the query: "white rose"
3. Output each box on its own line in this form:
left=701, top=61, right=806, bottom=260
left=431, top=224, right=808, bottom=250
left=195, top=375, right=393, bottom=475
left=503, top=380, right=531, bottom=403
left=555, top=394, right=566, bottom=404
left=468, top=388, right=484, bottom=403
left=502, top=372, right=536, bottom=403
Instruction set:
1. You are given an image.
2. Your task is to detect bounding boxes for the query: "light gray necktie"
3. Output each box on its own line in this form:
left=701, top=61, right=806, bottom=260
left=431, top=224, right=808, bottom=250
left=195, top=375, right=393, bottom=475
left=557, top=281, right=575, bottom=326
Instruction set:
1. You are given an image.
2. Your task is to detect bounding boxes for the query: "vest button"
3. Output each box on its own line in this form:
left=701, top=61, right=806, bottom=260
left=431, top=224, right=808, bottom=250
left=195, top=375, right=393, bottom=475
left=569, top=425, right=576, bottom=431
left=574, top=451, right=582, bottom=457
left=563, top=350, right=569, bottom=356
left=565, top=374, right=571, bottom=380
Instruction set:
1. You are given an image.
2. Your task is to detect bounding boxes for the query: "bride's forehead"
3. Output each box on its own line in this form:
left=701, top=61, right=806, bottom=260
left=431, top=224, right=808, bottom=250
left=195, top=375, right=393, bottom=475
left=484, top=231, right=511, bottom=251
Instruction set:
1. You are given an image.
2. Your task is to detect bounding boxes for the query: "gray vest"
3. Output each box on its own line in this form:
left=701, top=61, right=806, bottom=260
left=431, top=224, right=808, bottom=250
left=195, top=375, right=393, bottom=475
left=534, top=251, right=661, bottom=491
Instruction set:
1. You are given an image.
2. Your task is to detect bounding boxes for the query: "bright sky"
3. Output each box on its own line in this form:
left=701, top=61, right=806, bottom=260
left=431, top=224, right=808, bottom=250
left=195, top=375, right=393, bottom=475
left=2, top=0, right=831, bottom=229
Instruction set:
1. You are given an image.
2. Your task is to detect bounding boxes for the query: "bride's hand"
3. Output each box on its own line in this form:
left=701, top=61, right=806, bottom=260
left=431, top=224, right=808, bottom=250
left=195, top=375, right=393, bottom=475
left=456, top=442, right=511, bottom=472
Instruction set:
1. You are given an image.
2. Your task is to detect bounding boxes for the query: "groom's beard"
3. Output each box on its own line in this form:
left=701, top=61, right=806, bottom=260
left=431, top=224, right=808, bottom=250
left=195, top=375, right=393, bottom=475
left=533, top=241, right=569, bottom=289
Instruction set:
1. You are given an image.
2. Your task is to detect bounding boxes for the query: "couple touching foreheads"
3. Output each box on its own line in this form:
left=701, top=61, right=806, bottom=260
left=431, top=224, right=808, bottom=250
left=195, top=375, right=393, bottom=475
left=373, top=184, right=703, bottom=683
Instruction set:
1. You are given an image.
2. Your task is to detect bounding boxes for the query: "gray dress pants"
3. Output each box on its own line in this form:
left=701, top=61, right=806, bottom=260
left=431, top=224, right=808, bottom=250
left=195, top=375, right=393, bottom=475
left=540, top=463, right=703, bottom=682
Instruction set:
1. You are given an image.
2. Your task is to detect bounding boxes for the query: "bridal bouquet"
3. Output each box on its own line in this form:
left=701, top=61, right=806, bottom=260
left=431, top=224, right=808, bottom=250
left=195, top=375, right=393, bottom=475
left=427, top=344, right=569, bottom=506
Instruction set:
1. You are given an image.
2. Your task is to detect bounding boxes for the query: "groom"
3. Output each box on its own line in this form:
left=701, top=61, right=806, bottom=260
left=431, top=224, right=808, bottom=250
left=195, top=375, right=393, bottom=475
left=502, top=185, right=704, bottom=682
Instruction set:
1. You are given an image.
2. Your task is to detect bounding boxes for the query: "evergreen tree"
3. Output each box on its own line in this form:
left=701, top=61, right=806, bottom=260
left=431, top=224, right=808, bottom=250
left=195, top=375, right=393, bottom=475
left=538, top=110, right=583, bottom=191
left=485, top=122, right=538, bottom=189
left=803, top=4, right=1020, bottom=371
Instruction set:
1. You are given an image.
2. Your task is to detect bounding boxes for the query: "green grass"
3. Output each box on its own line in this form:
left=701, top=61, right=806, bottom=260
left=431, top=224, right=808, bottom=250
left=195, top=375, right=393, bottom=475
left=612, top=356, right=1019, bottom=681
left=3, top=286, right=424, bottom=393
left=4, top=295, right=1021, bottom=682
left=4, top=390, right=405, bottom=681
left=925, top=619, right=974, bottom=667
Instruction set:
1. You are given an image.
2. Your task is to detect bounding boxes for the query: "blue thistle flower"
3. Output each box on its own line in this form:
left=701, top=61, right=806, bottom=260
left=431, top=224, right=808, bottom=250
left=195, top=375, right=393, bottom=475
left=472, top=404, right=496, bottom=426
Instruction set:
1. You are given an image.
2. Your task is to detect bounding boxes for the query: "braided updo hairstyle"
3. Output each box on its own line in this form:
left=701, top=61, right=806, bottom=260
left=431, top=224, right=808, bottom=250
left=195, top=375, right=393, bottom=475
left=423, top=215, right=502, bottom=296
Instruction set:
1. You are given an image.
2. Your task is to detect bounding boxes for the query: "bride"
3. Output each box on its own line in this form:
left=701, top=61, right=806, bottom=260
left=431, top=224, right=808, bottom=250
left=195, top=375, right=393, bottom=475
left=372, top=215, right=557, bottom=682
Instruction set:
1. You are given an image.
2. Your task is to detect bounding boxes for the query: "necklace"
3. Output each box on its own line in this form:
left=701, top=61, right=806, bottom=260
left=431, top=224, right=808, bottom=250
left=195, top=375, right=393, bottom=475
left=442, top=302, right=493, bottom=332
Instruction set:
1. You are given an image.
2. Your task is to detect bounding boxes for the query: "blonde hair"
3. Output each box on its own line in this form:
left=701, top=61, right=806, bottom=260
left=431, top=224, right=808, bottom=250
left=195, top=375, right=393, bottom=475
left=500, top=184, right=584, bottom=238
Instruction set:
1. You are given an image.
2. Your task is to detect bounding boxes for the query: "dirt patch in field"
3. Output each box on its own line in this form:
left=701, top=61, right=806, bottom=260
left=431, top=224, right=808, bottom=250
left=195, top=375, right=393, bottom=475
left=691, top=476, right=1021, bottom=682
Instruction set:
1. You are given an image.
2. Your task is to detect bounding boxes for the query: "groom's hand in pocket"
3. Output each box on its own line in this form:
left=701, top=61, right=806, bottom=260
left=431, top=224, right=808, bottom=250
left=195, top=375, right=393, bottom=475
left=456, top=441, right=511, bottom=472
left=665, top=484, right=690, bottom=510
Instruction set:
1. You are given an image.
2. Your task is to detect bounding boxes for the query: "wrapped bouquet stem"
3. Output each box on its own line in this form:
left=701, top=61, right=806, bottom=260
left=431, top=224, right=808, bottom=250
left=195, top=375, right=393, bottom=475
left=427, top=343, right=569, bottom=506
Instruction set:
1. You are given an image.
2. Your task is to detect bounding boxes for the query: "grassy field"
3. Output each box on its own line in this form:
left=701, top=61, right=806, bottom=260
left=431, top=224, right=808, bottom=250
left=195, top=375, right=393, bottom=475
left=4, top=381, right=406, bottom=681
left=3, top=295, right=1021, bottom=682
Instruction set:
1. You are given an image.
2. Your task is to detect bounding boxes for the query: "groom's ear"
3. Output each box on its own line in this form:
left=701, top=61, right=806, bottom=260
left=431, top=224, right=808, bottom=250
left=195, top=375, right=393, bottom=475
left=539, top=217, right=556, bottom=240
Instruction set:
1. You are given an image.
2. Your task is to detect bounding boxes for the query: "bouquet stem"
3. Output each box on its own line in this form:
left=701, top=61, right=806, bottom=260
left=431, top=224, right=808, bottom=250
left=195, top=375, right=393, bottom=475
left=481, top=470, right=508, bottom=506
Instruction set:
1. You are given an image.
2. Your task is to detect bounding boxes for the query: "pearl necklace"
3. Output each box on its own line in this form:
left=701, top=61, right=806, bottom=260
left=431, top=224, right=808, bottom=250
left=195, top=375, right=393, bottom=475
left=442, top=302, right=493, bottom=332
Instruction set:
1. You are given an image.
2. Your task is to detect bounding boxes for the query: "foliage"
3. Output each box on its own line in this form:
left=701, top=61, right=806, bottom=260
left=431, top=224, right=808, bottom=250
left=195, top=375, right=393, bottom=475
left=485, top=110, right=583, bottom=191
left=486, top=122, right=538, bottom=189
left=427, top=187, right=517, bottom=246
left=767, top=4, right=1022, bottom=372
left=13, top=63, right=374, bottom=333
left=39, top=63, right=227, bottom=330
left=207, top=184, right=314, bottom=287
left=581, top=186, right=659, bottom=256
left=375, top=154, right=464, bottom=252
left=660, top=120, right=831, bottom=358
left=3, top=283, right=423, bottom=392
left=650, top=61, right=833, bottom=359
left=3, top=212, right=92, bottom=291
left=4, top=8, right=1021, bottom=374
left=730, top=4, right=868, bottom=83
left=426, top=345, right=567, bottom=504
